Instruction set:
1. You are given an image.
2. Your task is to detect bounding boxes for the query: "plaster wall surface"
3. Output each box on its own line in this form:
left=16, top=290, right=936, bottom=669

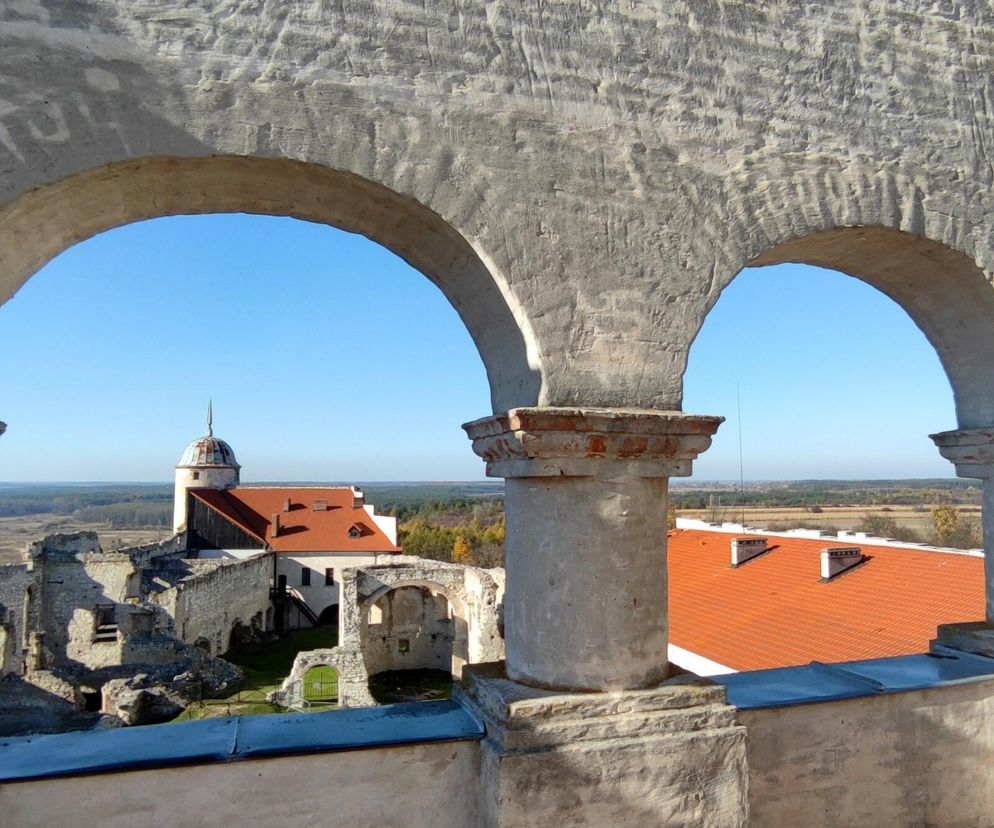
left=741, top=679, right=994, bottom=827
left=173, top=466, right=239, bottom=532
left=3, top=3, right=994, bottom=420
left=275, top=551, right=385, bottom=619
left=0, top=740, right=481, bottom=828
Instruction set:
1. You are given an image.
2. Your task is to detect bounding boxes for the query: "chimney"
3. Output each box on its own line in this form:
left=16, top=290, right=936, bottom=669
left=312, top=499, right=328, bottom=512
left=351, top=486, right=364, bottom=509
left=283, top=498, right=291, bottom=513
left=731, top=537, right=768, bottom=566
left=270, top=514, right=280, bottom=539
left=821, top=546, right=863, bottom=580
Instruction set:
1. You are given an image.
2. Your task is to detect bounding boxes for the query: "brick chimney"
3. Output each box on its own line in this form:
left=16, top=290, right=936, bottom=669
left=821, top=547, right=863, bottom=580
left=283, top=498, right=291, bottom=512
left=730, top=537, right=768, bottom=566
left=351, top=486, right=364, bottom=509
left=270, top=513, right=280, bottom=539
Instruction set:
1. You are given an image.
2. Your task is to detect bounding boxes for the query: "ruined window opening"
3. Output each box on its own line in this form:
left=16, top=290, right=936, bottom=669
left=368, top=604, right=383, bottom=625
left=192, top=471, right=200, bottom=480
left=325, top=568, right=335, bottom=586
left=399, top=638, right=410, bottom=654
left=301, top=568, right=311, bottom=587
left=82, top=690, right=102, bottom=712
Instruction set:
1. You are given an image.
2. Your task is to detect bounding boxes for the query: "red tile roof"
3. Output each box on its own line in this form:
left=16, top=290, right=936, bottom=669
left=190, top=487, right=401, bottom=554
left=668, top=529, right=984, bottom=671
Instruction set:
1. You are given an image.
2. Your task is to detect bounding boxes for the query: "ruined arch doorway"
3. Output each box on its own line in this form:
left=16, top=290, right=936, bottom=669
left=0, top=155, right=542, bottom=414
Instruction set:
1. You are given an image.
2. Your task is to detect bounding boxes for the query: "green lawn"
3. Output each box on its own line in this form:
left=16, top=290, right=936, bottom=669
left=173, top=626, right=339, bottom=721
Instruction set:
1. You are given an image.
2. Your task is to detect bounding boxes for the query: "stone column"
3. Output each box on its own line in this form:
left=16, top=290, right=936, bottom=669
left=464, top=407, right=722, bottom=691
left=931, top=428, right=994, bottom=618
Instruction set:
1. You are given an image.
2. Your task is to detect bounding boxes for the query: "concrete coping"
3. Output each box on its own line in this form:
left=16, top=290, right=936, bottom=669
left=0, top=699, right=484, bottom=784
left=713, top=648, right=994, bottom=710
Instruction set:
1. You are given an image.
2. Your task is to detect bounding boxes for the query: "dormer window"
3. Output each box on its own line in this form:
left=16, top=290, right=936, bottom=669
left=348, top=525, right=361, bottom=539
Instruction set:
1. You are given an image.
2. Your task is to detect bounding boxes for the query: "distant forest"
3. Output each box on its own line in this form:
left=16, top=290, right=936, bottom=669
left=669, top=479, right=982, bottom=509
left=0, top=479, right=983, bottom=560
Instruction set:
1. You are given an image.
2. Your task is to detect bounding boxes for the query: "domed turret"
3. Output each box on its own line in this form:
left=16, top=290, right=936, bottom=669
left=173, top=403, right=241, bottom=533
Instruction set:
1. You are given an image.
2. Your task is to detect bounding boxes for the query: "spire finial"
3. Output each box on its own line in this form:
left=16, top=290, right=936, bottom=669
left=207, top=400, right=213, bottom=437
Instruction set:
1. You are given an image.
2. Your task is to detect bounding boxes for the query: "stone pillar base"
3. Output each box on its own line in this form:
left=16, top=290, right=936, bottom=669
left=932, top=622, right=994, bottom=659
left=456, top=662, right=748, bottom=827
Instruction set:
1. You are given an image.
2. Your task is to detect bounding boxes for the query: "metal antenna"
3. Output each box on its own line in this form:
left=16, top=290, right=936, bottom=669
left=737, top=380, right=745, bottom=526
left=207, top=400, right=213, bottom=437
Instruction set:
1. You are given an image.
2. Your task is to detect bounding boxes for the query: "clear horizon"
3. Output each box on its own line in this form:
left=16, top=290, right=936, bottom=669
left=0, top=214, right=958, bottom=483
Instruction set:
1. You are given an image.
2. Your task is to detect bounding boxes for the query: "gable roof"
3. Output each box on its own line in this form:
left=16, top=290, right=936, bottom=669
left=189, top=487, right=401, bottom=553
left=668, top=528, right=984, bottom=672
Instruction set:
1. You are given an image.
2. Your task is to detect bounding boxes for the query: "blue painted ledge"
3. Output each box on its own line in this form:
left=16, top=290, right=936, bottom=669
left=714, top=647, right=994, bottom=710
left=0, top=699, right=484, bottom=783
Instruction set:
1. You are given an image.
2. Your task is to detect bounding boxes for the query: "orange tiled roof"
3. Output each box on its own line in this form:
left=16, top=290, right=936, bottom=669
left=190, top=487, right=401, bottom=554
left=668, top=529, right=984, bottom=671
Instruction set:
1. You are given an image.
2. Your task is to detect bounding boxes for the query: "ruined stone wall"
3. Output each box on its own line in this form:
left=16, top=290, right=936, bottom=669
left=362, top=587, right=457, bottom=676
left=0, top=563, right=34, bottom=676
left=27, top=534, right=137, bottom=671
left=151, top=554, right=272, bottom=655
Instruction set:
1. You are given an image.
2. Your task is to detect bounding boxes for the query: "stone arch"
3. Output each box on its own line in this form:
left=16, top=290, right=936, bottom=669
left=360, top=580, right=470, bottom=679
left=690, top=225, right=994, bottom=429
left=317, top=604, right=339, bottom=627
left=0, top=155, right=542, bottom=412
left=664, top=151, right=994, bottom=427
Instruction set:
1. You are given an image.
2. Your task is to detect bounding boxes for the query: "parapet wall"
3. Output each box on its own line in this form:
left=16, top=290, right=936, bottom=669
left=741, top=677, right=994, bottom=826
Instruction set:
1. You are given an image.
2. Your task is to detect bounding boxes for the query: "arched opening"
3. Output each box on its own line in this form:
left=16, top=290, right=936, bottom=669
left=361, top=581, right=468, bottom=703
left=0, top=155, right=542, bottom=412
left=317, top=604, right=340, bottom=628
left=0, top=156, right=522, bottom=727
left=302, top=664, right=338, bottom=708
left=673, top=227, right=990, bottom=675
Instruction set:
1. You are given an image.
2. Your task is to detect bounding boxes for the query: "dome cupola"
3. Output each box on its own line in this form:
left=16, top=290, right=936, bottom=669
left=176, top=402, right=240, bottom=469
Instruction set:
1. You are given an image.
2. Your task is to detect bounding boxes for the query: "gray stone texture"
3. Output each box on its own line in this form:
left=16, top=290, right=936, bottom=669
left=458, top=663, right=748, bottom=827
left=277, top=559, right=504, bottom=708
left=3, top=3, right=994, bottom=422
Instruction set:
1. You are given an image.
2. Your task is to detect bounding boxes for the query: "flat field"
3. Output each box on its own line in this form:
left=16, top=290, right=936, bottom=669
left=678, top=503, right=982, bottom=539
left=0, top=514, right=170, bottom=564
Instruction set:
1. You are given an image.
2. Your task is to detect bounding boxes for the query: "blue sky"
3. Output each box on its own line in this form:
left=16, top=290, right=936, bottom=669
left=0, top=214, right=956, bottom=482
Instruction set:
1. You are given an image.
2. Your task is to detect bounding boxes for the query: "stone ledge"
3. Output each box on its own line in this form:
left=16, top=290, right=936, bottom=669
left=457, top=662, right=736, bottom=753
left=463, top=407, right=723, bottom=478
left=932, top=621, right=994, bottom=659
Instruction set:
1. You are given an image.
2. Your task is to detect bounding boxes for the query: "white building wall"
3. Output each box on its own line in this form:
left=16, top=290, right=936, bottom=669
left=276, top=552, right=388, bottom=620
left=364, top=505, right=398, bottom=545
left=172, top=466, right=239, bottom=533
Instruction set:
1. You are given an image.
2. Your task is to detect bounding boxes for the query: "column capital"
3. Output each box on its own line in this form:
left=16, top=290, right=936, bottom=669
left=930, top=427, right=994, bottom=478
left=462, top=407, right=723, bottom=479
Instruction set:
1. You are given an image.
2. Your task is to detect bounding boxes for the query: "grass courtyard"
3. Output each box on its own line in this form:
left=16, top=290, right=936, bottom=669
left=173, top=626, right=339, bottom=721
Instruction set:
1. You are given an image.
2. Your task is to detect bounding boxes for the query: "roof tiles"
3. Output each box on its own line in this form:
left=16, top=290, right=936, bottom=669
left=190, top=487, right=401, bottom=554
left=668, top=529, right=984, bottom=671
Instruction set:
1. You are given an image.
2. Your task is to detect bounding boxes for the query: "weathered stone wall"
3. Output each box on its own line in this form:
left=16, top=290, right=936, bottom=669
left=363, top=586, right=459, bottom=676
left=352, top=561, right=505, bottom=680
left=0, top=563, right=34, bottom=676
left=278, top=560, right=503, bottom=708
left=741, top=678, right=994, bottom=827
left=150, top=553, right=273, bottom=655
left=28, top=533, right=136, bottom=670
left=3, top=3, right=994, bottom=421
